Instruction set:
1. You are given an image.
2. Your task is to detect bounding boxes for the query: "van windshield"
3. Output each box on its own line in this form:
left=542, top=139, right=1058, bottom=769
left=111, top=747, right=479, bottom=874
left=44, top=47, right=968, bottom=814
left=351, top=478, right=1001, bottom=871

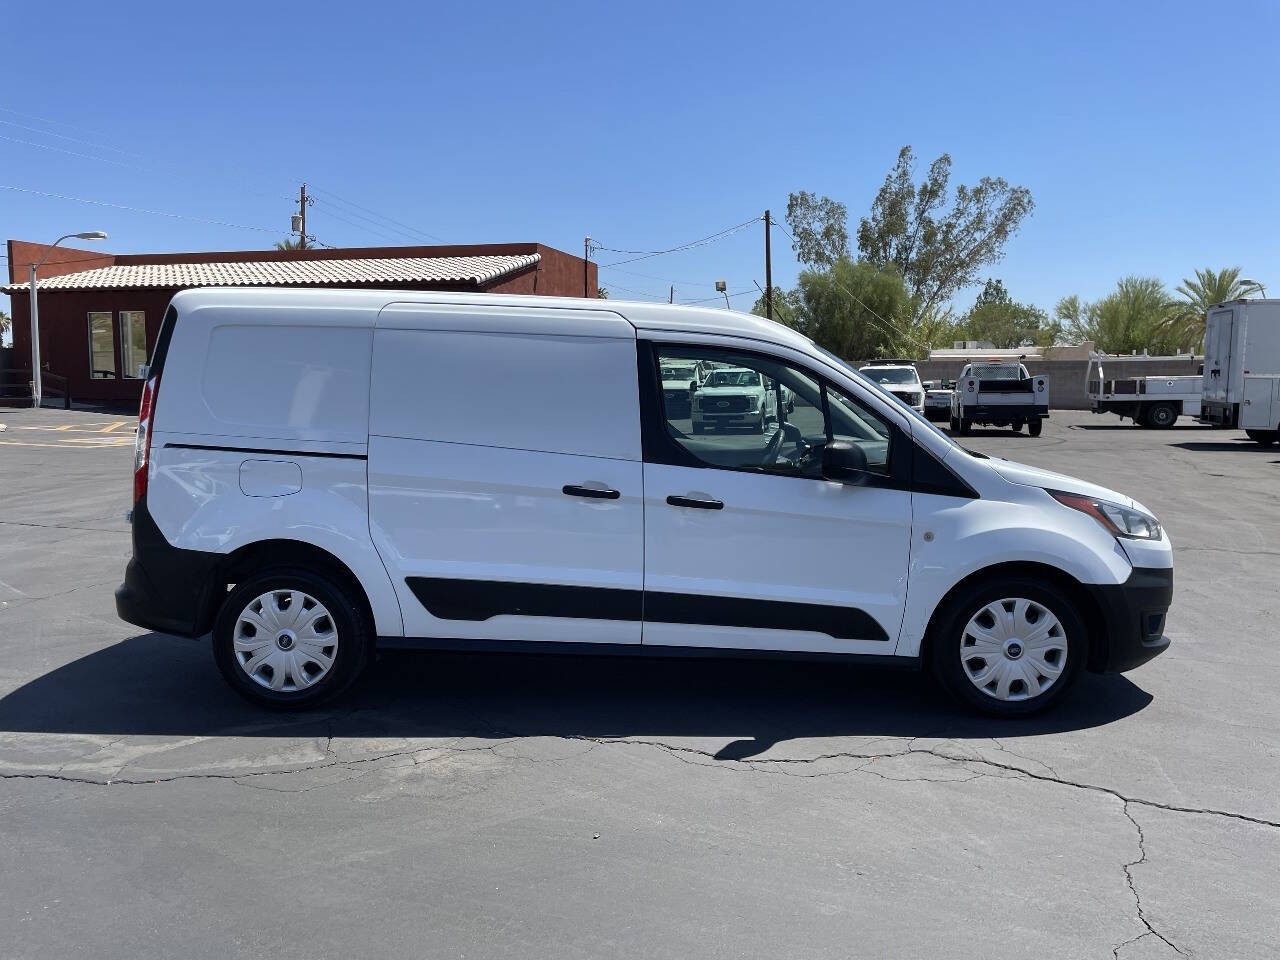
left=705, top=371, right=759, bottom=387
left=861, top=367, right=918, bottom=385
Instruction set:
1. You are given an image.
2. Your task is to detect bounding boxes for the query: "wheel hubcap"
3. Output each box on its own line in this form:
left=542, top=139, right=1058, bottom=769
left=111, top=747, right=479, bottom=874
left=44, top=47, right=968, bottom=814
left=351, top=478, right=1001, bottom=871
left=961, top=597, right=1066, bottom=702
left=234, top=590, right=338, bottom=693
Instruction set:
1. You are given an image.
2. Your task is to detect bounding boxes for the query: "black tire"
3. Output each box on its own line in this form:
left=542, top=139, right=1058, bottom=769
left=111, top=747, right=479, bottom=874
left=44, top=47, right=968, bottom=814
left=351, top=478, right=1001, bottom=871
left=1245, top=429, right=1279, bottom=445
left=929, top=575, right=1086, bottom=716
left=1027, top=419, right=1043, bottom=437
left=692, top=423, right=705, bottom=435
left=752, top=411, right=766, bottom=434
left=1011, top=421, right=1023, bottom=433
left=958, top=415, right=971, bottom=436
left=213, top=566, right=371, bottom=709
left=1144, top=402, right=1178, bottom=429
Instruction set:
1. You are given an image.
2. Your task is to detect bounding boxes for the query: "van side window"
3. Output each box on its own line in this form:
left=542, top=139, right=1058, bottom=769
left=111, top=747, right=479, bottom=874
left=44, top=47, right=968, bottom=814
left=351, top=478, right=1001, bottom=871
left=651, top=346, right=891, bottom=479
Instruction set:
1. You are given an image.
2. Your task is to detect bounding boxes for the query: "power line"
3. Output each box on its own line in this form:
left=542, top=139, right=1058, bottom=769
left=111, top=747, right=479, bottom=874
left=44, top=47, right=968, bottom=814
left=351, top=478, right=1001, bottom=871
left=595, top=216, right=762, bottom=267
left=0, top=118, right=147, bottom=160
left=682, top=288, right=756, bottom=305
left=310, top=187, right=447, bottom=243
left=0, top=184, right=283, bottom=236
left=0, top=133, right=149, bottom=172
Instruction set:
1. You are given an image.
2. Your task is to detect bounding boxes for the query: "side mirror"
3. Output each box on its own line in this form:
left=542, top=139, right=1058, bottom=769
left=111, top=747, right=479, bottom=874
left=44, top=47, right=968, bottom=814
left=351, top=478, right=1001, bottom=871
left=821, top=440, right=869, bottom=482
left=688, top=380, right=698, bottom=392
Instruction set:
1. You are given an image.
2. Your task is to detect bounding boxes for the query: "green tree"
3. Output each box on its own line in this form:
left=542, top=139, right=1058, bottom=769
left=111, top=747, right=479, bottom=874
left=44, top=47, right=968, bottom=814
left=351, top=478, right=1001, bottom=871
left=1057, top=277, right=1179, bottom=354
left=0, top=309, right=10, bottom=340
left=784, top=192, right=849, bottom=267
left=274, top=237, right=305, bottom=251
left=784, top=259, right=915, bottom=359
left=1159, top=267, right=1251, bottom=351
left=750, top=285, right=806, bottom=331
left=961, top=278, right=1059, bottom=348
left=597, top=287, right=609, bottom=299
left=784, top=146, right=1034, bottom=324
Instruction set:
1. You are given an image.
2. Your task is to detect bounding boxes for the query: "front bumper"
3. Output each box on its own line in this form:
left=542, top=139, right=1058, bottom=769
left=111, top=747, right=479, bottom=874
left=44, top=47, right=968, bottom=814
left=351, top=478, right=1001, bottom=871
left=1085, top=567, right=1173, bottom=673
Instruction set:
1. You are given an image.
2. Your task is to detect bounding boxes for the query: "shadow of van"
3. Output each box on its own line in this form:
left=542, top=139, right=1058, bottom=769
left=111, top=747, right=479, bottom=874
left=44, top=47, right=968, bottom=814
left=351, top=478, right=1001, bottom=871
left=0, top=632, right=1153, bottom=758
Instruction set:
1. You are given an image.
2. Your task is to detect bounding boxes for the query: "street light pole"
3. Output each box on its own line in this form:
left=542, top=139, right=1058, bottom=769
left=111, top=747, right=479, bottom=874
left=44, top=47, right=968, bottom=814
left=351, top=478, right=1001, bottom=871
left=28, top=231, right=108, bottom=407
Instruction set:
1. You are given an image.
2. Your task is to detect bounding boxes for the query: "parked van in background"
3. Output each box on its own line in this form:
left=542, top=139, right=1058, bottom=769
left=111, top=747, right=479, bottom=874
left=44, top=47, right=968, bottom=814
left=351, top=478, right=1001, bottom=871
left=116, top=289, right=1173, bottom=716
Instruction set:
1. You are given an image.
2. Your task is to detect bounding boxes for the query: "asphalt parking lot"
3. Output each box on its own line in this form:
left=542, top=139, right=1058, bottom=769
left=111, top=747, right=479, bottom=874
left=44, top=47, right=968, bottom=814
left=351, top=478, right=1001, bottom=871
left=1, top=406, right=1277, bottom=959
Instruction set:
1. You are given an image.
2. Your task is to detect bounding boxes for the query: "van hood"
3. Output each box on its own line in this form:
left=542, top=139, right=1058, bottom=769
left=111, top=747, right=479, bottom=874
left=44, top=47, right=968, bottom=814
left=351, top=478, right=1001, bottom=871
left=988, top=458, right=1137, bottom=509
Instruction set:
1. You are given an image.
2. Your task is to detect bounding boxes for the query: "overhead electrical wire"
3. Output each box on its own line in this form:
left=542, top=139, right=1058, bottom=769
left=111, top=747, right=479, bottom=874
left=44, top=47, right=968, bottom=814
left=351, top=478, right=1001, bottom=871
left=310, top=187, right=448, bottom=244
left=0, top=184, right=282, bottom=235
left=594, top=216, right=762, bottom=267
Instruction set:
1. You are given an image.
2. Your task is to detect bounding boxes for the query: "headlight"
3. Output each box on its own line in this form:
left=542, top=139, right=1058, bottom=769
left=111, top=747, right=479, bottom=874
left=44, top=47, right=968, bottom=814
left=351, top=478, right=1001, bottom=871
left=747, top=397, right=759, bottom=411
left=1048, top=490, right=1162, bottom=540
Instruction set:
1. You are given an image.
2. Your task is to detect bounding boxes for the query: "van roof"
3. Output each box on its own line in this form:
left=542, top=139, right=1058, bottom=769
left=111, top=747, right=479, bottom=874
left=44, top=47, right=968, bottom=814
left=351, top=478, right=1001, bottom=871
left=168, top=287, right=814, bottom=353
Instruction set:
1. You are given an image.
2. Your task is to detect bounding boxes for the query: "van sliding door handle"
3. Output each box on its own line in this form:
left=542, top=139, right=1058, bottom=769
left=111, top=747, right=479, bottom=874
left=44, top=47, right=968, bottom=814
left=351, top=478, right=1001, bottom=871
left=562, top=484, right=621, bottom=500
left=666, top=495, right=724, bottom=510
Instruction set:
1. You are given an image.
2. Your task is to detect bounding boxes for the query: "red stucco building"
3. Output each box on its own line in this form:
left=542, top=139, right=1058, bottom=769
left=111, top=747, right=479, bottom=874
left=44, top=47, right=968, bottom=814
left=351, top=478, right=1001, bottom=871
left=3, top=240, right=597, bottom=406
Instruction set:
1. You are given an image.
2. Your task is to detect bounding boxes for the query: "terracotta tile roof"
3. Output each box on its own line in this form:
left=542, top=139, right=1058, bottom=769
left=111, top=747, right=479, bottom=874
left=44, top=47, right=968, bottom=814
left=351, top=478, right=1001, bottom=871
left=2, top=253, right=540, bottom=292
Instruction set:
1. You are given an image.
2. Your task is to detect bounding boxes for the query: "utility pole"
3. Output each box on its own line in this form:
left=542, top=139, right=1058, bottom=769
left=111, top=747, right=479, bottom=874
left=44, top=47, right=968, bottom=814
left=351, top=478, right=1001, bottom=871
left=299, top=184, right=309, bottom=250
left=584, top=237, right=592, bottom=298
left=764, top=209, right=773, bottom=321
left=669, top=285, right=674, bottom=304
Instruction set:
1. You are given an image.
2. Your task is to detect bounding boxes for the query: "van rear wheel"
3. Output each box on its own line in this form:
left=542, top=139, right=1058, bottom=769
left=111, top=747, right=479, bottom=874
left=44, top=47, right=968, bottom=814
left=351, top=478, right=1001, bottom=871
left=930, top=576, right=1085, bottom=716
left=213, top=566, right=371, bottom=709
left=1027, top=419, right=1043, bottom=437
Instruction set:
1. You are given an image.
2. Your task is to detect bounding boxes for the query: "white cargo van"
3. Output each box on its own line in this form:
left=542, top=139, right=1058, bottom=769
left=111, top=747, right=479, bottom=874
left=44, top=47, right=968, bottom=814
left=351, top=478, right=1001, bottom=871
left=117, top=288, right=1173, bottom=716
left=1200, top=299, right=1280, bottom=444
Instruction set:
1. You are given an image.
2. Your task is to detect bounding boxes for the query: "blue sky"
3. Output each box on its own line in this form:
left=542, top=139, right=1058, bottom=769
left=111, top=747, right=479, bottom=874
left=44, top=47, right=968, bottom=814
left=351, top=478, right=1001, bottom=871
left=4, top=0, right=1278, bottom=334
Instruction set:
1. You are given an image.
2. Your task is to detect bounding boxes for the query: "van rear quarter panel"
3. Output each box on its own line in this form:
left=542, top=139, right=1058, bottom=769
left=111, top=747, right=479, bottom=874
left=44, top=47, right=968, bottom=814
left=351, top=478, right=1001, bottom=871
left=153, top=300, right=375, bottom=444
left=148, top=296, right=403, bottom=636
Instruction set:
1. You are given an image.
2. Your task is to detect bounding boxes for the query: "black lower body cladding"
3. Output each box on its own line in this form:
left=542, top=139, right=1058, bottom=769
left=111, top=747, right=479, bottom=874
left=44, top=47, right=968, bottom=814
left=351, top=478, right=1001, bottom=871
left=1084, top=566, right=1173, bottom=673
left=115, top=495, right=220, bottom=638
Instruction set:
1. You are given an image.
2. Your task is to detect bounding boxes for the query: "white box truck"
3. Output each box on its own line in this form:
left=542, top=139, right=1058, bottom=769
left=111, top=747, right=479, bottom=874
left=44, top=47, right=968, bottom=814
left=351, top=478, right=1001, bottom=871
left=1200, top=299, right=1280, bottom=444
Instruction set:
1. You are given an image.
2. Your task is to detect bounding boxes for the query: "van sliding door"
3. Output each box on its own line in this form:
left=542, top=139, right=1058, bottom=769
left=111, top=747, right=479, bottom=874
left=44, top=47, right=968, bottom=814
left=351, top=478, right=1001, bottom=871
left=367, top=303, right=644, bottom=645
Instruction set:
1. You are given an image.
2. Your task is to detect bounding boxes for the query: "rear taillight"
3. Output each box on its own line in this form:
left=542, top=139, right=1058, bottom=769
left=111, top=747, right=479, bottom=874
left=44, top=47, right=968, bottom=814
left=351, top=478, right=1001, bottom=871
left=134, top=376, right=158, bottom=503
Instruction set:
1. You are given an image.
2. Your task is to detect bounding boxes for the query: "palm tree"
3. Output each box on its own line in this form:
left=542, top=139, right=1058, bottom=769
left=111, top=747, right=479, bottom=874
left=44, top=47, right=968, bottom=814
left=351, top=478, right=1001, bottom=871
left=1161, top=267, right=1249, bottom=352
left=274, top=237, right=305, bottom=251
left=0, top=309, right=10, bottom=339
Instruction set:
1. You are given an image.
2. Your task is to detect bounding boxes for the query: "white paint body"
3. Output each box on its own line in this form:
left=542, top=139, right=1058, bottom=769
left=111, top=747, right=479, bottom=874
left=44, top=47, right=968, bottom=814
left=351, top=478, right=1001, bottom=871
left=146, top=287, right=1172, bottom=659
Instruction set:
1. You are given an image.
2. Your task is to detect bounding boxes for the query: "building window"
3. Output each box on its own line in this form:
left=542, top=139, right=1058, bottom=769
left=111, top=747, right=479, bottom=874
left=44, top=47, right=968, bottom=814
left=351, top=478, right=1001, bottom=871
left=88, top=312, right=117, bottom=379
left=120, top=311, right=147, bottom=379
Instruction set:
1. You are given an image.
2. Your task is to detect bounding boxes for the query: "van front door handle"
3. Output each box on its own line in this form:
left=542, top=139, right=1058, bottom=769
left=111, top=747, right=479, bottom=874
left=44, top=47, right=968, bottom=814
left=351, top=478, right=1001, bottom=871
left=562, top=484, right=621, bottom=500
left=666, top=495, right=724, bottom=510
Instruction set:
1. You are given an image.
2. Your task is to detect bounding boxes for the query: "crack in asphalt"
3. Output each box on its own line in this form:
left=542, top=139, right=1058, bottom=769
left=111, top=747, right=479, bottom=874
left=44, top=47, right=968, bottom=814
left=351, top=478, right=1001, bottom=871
left=1113, top=801, right=1186, bottom=958
left=1, top=730, right=1272, bottom=957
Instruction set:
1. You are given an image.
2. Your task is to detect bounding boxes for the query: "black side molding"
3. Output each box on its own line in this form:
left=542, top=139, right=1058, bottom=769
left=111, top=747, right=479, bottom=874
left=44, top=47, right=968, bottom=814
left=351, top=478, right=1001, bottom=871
left=165, top=443, right=367, bottom=461
left=408, top=578, right=643, bottom=623
left=405, top=577, right=889, bottom=642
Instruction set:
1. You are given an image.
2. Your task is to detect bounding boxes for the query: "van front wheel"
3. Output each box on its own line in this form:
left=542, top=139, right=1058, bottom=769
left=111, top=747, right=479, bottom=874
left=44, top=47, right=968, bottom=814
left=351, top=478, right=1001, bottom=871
left=930, top=577, right=1085, bottom=716
left=213, top=567, right=371, bottom=709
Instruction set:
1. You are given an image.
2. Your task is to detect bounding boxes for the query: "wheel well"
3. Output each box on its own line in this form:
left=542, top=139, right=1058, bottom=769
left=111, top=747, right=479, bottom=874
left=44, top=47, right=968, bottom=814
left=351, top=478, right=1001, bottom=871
left=197, top=540, right=376, bottom=640
left=920, top=561, right=1107, bottom=672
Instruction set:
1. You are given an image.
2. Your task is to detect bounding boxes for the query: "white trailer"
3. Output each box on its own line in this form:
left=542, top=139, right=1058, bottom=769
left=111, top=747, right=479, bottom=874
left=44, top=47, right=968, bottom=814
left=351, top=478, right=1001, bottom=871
left=1086, top=352, right=1202, bottom=428
left=949, top=360, right=1049, bottom=436
left=1200, top=299, right=1280, bottom=444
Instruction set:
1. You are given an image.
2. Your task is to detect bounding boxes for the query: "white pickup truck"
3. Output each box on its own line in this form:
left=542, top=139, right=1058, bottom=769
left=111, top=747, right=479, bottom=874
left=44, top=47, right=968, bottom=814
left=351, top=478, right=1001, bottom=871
left=950, top=360, right=1049, bottom=436
left=691, top=367, right=779, bottom=433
